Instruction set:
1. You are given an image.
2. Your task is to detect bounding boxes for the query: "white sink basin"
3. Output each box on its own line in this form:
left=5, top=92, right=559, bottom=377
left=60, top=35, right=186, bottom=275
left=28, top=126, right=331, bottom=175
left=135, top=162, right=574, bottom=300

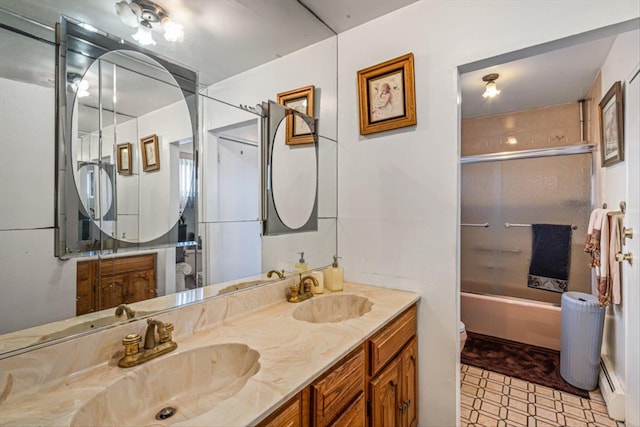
left=293, top=294, right=373, bottom=323
left=70, top=343, right=260, bottom=426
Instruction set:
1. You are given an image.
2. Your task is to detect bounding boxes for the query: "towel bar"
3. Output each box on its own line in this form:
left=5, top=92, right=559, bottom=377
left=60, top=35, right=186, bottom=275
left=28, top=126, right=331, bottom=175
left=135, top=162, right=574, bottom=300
left=504, top=223, right=578, bottom=230
left=461, top=223, right=489, bottom=228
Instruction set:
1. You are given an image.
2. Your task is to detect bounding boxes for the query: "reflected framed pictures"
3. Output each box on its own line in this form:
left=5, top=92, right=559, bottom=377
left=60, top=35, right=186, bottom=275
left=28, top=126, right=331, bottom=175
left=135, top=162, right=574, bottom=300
left=140, top=134, right=160, bottom=172
left=599, top=81, right=624, bottom=167
left=277, top=85, right=315, bottom=145
left=116, top=143, right=132, bottom=175
left=357, top=53, right=417, bottom=135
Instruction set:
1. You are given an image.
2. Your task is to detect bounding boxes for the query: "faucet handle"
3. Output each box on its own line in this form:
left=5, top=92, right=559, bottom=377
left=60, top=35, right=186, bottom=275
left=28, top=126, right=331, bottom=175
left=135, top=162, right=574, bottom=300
left=158, top=323, right=174, bottom=343
left=122, top=333, right=142, bottom=356
left=288, top=283, right=300, bottom=302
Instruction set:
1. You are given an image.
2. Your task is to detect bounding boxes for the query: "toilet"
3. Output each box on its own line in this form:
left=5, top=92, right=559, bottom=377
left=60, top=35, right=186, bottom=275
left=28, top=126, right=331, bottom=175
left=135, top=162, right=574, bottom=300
left=459, top=321, right=467, bottom=353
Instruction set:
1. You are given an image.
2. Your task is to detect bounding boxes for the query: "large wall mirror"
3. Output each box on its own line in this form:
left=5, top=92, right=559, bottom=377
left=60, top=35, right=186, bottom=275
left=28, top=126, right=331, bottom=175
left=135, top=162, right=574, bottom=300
left=0, top=4, right=337, bottom=357
left=59, top=19, right=199, bottom=255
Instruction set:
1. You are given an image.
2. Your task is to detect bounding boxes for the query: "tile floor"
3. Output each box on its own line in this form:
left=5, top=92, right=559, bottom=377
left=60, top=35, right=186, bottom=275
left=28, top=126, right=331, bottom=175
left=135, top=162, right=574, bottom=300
left=460, top=364, right=625, bottom=427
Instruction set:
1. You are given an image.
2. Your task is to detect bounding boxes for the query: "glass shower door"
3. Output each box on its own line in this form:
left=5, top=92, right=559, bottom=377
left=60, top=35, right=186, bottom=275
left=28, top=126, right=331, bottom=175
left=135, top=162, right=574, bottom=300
left=461, top=153, right=592, bottom=305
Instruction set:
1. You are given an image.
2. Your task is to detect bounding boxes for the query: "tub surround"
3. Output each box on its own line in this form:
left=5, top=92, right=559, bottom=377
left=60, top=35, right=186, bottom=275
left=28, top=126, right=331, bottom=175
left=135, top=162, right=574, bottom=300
left=0, top=280, right=419, bottom=426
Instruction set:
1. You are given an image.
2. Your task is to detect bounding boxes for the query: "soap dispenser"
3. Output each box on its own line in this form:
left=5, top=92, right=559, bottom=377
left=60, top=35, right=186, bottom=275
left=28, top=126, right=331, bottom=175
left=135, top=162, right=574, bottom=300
left=327, top=255, right=344, bottom=292
left=295, top=252, right=308, bottom=273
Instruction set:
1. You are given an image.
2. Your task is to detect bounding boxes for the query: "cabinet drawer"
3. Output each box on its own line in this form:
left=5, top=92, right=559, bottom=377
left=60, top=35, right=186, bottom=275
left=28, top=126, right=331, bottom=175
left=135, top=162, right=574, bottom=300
left=369, top=305, right=417, bottom=376
left=331, top=391, right=365, bottom=427
left=258, top=391, right=303, bottom=427
left=312, top=346, right=365, bottom=427
left=98, top=254, right=156, bottom=275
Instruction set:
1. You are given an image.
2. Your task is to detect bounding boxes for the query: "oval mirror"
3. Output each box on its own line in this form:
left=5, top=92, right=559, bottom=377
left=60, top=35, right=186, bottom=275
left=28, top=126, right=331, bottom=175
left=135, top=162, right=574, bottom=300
left=271, top=110, right=317, bottom=229
left=70, top=50, right=193, bottom=243
left=76, top=163, right=114, bottom=222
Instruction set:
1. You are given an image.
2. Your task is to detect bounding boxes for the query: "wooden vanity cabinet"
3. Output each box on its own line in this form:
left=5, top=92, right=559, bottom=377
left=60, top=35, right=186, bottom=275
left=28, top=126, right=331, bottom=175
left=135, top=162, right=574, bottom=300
left=368, top=305, right=418, bottom=427
left=261, top=303, right=418, bottom=427
left=76, top=254, right=157, bottom=315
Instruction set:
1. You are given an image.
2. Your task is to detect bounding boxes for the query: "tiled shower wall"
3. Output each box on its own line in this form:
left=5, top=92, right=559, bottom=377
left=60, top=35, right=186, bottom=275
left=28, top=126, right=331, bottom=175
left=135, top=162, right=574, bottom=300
left=462, top=102, right=584, bottom=156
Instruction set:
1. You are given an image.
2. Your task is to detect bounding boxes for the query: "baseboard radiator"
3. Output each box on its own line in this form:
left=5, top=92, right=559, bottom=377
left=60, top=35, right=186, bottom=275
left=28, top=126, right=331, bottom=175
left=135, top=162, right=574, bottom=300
left=599, top=356, right=625, bottom=421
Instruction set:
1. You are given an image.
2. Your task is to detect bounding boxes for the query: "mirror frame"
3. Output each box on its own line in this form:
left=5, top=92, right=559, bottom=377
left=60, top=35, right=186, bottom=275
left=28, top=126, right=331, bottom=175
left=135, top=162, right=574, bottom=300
left=55, top=17, right=199, bottom=258
left=262, top=100, right=319, bottom=235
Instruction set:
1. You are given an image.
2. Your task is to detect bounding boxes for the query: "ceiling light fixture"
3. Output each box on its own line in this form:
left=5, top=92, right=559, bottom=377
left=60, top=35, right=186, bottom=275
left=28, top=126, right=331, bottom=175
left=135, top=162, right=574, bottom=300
left=482, top=73, right=501, bottom=98
left=115, top=0, right=184, bottom=46
left=68, top=73, right=90, bottom=98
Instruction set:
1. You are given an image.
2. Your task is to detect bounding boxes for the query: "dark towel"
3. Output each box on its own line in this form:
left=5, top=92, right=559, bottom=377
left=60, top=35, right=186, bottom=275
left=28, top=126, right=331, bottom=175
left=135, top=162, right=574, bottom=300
left=527, top=224, right=572, bottom=293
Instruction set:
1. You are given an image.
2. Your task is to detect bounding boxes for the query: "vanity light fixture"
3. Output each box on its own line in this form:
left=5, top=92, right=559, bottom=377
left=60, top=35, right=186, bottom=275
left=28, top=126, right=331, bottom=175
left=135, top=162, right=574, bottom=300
left=115, top=0, right=184, bottom=46
left=482, top=73, right=501, bottom=98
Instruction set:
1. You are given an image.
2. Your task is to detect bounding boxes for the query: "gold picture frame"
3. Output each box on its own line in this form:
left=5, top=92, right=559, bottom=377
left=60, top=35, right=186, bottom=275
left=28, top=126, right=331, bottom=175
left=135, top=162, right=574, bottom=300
left=140, top=134, right=160, bottom=172
left=277, top=85, right=315, bottom=145
left=357, top=53, right=417, bottom=135
left=116, top=143, right=132, bottom=175
left=599, top=81, right=624, bottom=167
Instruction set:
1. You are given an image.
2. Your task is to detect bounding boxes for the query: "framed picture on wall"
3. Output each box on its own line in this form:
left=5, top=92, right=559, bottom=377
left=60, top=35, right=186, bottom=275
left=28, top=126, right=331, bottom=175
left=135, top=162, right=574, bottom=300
left=277, top=85, right=315, bottom=145
left=116, top=143, right=132, bottom=175
left=140, top=134, right=160, bottom=172
left=599, top=81, right=624, bottom=167
left=357, top=52, right=417, bottom=135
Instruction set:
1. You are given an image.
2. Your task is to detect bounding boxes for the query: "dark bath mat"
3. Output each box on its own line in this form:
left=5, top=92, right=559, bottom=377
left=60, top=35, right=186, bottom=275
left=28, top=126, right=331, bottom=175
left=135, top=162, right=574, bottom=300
left=461, top=332, right=590, bottom=399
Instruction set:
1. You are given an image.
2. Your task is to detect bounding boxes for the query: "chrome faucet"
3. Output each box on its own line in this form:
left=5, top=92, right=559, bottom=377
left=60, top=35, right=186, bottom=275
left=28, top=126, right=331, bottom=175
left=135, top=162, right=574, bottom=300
left=114, top=304, right=136, bottom=319
left=118, top=318, right=177, bottom=368
left=267, top=269, right=285, bottom=279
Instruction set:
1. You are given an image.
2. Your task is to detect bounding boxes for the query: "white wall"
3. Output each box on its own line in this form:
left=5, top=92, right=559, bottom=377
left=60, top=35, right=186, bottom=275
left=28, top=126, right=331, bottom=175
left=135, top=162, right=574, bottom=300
left=207, top=37, right=337, bottom=140
left=336, top=2, right=639, bottom=425
left=0, top=78, right=77, bottom=333
left=205, top=36, right=339, bottom=277
left=598, top=28, right=640, bottom=404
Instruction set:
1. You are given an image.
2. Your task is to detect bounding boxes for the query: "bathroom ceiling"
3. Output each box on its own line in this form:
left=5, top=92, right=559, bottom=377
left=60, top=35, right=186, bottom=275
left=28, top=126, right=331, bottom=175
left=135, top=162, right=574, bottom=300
left=461, top=36, right=616, bottom=119
left=0, top=0, right=416, bottom=87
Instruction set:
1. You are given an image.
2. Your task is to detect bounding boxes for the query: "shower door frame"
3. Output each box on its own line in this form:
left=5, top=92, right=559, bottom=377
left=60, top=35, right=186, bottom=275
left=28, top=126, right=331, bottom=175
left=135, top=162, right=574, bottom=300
left=460, top=143, right=596, bottom=305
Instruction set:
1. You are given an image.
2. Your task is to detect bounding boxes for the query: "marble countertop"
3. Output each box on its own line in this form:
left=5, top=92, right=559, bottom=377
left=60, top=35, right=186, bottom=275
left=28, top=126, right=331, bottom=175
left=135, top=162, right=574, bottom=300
left=0, top=282, right=420, bottom=426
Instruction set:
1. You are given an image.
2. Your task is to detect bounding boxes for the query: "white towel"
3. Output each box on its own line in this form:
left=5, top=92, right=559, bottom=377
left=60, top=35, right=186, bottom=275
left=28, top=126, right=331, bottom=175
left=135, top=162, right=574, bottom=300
left=584, top=208, right=602, bottom=256
left=597, top=210, right=610, bottom=306
left=584, top=208, right=620, bottom=307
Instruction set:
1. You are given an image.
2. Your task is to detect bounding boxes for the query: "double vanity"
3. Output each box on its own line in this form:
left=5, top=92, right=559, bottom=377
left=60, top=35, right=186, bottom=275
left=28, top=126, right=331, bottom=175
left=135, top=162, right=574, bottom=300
left=0, top=279, right=419, bottom=426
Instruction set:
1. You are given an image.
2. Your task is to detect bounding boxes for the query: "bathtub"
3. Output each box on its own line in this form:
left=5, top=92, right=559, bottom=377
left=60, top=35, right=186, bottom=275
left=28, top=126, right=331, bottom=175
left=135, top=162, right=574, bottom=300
left=461, top=291, right=561, bottom=350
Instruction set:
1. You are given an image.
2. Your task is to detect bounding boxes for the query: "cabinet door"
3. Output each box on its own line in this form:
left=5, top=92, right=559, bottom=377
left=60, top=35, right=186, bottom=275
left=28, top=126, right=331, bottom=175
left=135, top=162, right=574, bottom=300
left=98, top=275, right=125, bottom=310
left=76, top=261, right=96, bottom=315
left=124, top=270, right=156, bottom=303
left=370, top=356, right=401, bottom=427
left=400, top=338, right=418, bottom=427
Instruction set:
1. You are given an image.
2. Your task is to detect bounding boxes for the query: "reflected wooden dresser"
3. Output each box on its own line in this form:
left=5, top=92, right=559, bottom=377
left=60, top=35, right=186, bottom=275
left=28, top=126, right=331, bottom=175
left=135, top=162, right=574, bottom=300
left=76, top=253, right=157, bottom=315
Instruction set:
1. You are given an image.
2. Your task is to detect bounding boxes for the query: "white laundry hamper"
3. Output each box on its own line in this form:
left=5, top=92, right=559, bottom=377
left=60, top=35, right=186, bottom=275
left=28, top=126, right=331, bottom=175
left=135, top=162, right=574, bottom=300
left=560, top=291, right=605, bottom=391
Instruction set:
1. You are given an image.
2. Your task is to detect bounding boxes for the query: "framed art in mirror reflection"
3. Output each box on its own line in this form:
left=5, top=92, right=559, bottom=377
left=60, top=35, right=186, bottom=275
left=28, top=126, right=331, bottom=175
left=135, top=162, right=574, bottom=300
left=277, top=85, right=315, bottom=145
left=117, top=142, right=132, bottom=175
left=141, top=134, right=160, bottom=172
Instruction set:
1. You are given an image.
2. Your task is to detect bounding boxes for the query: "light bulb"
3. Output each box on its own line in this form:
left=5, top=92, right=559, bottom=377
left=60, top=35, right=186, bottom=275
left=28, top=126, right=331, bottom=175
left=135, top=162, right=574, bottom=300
left=482, top=81, right=501, bottom=98
left=132, top=25, right=156, bottom=46
left=162, top=18, right=184, bottom=42
left=77, top=79, right=90, bottom=98
left=115, top=0, right=141, bottom=28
